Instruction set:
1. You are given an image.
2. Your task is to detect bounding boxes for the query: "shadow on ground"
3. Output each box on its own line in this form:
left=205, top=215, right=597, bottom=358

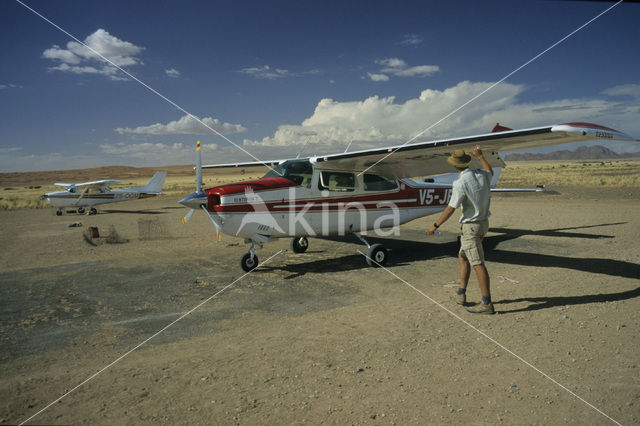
left=260, top=223, right=640, bottom=311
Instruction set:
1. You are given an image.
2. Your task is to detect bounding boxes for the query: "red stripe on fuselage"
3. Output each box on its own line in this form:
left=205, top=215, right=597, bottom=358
left=208, top=185, right=452, bottom=213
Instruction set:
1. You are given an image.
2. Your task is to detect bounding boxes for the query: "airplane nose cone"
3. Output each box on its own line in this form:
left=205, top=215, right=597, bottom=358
left=179, top=191, right=207, bottom=209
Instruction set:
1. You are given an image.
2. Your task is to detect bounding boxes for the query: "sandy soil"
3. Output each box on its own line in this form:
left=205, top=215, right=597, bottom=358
left=1, top=189, right=639, bottom=425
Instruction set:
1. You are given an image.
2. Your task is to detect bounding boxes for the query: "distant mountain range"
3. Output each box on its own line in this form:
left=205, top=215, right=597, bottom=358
left=504, top=145, right=640, bottom=161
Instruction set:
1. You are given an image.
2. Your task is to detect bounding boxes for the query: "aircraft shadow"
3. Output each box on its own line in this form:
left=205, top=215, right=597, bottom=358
left=263, top=222, right=640, bottom=282
left=261, top=254, right=366, bottom=280
left=101, top=209, right=168, bottom=215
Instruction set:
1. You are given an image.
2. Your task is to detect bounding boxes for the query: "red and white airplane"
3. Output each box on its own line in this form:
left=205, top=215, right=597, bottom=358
left=180, top=123, right=635, bottom=271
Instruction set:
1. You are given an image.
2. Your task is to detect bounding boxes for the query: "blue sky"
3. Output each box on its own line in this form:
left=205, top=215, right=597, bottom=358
left=1, top=0, right=639, bottom=172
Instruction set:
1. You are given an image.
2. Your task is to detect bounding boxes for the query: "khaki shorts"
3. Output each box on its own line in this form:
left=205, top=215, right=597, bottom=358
left=459, top=219, right=489, bottom=266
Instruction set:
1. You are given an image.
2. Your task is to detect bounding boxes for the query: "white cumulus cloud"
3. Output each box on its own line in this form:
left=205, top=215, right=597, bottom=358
left=243, top=81, right=640, bottom=156
left=42, top=29, right=144, bottom=80
left=115, top=114, right=248, bottom=136
left=239, top=65, right=291, bottom=79
left=165, top=68, right=181, bottom=78
left=368, top=57, right=439, bottom=81
left=602, top=84, right=640, bottom=99
left=400, top=34, right=423, bottom=46
left=367, top=73, right=390, bottom=82
left=238, top=65, right=321, bottom=80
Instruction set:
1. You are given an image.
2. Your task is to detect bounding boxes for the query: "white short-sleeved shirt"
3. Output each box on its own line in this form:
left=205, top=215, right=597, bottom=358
left=448, top=168, right=492, bottom=223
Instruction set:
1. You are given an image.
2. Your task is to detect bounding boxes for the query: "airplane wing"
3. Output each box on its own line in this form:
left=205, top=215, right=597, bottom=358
left=311, top=122, right=636, bottom=178
left=199, top=123, right=635, bottom=179
left=54, top=179, right=121, bottom=187
left=201, top=159, right=285, bottom=173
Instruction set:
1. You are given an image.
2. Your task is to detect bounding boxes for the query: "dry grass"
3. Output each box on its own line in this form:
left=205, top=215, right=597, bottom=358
left=499, top=159, right=640, bottom=187
left=1, top=159, right=638, bottom=211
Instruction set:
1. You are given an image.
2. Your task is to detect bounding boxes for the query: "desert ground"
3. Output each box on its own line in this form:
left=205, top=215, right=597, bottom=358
left=1, top=164, right=639, bottom=425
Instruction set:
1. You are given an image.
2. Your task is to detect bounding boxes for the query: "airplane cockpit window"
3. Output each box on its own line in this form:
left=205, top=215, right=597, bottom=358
left=363, top=174, right=398, bottom=191
left=319, top=171, right=355, bottom=192
left=263, top=160, right=313, bottom=187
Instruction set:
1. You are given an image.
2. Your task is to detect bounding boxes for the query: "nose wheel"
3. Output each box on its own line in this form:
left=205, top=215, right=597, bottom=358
left=240, top=252, right=259, bottom=272
left=240, top=241, right=261, bottom=272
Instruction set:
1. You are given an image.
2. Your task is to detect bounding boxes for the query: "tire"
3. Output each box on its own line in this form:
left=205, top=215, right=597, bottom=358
left=240, top=252, right=259, bottom=272
left=56, top=209, right=62, bottom=216
left=366, top=243, right=388, bottom=267
left=290, top=237, right=309, bottom=253
left=77, top=207, right=85, bottom=214
left=89, top=208, right=97, bottom=215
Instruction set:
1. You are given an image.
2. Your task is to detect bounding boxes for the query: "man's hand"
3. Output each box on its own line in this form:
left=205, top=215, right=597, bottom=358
left=426, top=226, right=438, bottom=235
left=472, top=145, right=493, bottom=176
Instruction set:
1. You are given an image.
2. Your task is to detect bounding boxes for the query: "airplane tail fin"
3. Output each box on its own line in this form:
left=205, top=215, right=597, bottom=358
left=139, top=171, right=167, bottom=194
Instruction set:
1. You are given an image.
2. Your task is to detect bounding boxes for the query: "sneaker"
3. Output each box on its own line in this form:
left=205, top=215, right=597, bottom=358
left=466, top=303, right=495, bottom=315
left=456, top=292, right=466, bottom=305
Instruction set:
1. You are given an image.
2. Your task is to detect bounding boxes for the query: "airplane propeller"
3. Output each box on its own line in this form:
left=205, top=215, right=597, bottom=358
left=179, top=141, right=223, bottom=240
left=182, top=207, right=195, bottom=224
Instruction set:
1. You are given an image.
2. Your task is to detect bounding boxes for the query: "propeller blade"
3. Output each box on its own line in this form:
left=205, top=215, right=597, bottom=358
left=200, top=204, right=223, bottom=241
left=196, top=140, right=202, bottom=193
left=182, top=208, right=195, bottom=224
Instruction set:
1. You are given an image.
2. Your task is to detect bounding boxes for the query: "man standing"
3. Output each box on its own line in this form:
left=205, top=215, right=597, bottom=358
left=426, top=145, right=494, bottom=314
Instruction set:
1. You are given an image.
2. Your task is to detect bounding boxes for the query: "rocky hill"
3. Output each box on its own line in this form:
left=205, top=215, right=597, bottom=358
left=504, top=145, right=640, bottom=161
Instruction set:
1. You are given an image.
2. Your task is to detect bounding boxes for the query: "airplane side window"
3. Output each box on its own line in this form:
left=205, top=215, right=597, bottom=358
left=363, top=174, right=398, bottom=191
left=263, top=160, right=313, bottom=187
left=319, top=171, right=355, bottom=192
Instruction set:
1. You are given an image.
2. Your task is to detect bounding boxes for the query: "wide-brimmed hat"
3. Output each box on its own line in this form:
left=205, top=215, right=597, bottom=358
left=447, top=149, right=471, bottom=167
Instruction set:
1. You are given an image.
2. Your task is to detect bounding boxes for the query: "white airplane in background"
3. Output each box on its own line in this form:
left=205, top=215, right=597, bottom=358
left=179, top=123, right=636, bottom=271
left=42, top=171, right=167, bottom=216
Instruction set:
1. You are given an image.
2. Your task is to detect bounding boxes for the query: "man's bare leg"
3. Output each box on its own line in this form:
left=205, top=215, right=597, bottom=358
left=473, top=263, right=491, bottom=298
left=467, top=263, right=495, bottom=314
left=457, top=253, right=471, bottom=305
left=459, top=253, right=470, bottom=290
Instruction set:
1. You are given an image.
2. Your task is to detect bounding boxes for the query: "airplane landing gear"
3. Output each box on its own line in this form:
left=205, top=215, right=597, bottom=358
left=89, top=207, right=97, bottom=215
left=366, top=243, right=388, bottom=267
left=240, top=241, right=261, bottom=272
left=240, top=252, right=259, bottom=272
left=56, top=209, right=63, bottom=216
left=290, top=237, right=309, bottom=253
left=353, top=233, right=389, bottom=267
left=77, top=207, right=85, bottom=214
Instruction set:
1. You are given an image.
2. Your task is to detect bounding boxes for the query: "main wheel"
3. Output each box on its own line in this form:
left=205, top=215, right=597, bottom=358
left=240, top=252, right=259, bottom=272
left=366, top=243, right=388, bottom=267
left=56, top=209, right=63, bottom=216
left=77, top=207, right=85, bottom=214
left=290, top=237, right=309, bottom=253
left=89, top=207, right=97, bottom=215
